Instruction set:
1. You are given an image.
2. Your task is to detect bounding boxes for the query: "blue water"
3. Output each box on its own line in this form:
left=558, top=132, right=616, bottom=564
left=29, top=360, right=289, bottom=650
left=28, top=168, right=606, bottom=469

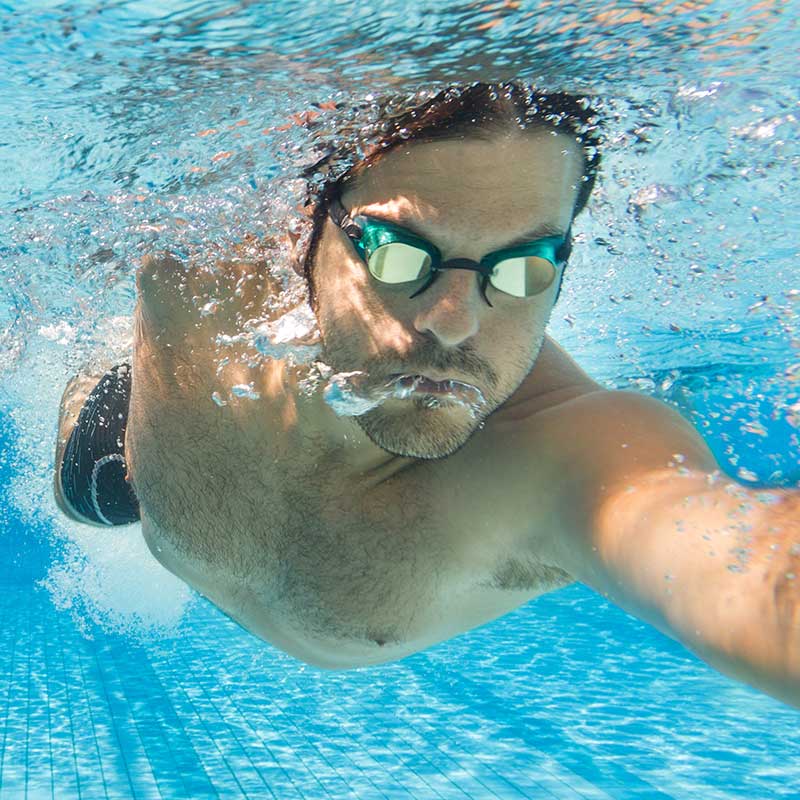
left=3, top=421, right=799, bottom=800
left=2, top=0, right=800, bottom=797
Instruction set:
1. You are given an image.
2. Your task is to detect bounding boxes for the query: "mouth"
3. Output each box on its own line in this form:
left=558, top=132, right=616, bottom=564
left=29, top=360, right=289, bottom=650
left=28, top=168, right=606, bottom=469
left=321, top=369, right=489, bottom=419
left=387, top=373, right=484, bottom=404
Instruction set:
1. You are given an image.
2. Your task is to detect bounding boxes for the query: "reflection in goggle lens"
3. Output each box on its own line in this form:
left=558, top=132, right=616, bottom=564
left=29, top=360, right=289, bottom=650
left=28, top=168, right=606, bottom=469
left=368, top=244, right=432, bottom=283
left=366, top=243, right=556, bottom=298
left=489, top=256, right=556, bottom=297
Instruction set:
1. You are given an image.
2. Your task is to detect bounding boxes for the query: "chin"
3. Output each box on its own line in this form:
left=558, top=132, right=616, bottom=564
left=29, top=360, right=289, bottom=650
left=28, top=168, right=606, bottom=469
left=356, top=397, right=485, bottom=459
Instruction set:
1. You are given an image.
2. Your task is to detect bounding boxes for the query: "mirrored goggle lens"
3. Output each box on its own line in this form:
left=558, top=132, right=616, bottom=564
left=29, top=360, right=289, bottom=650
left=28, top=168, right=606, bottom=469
left=490, top=256, right=556, bottom=297
left=367, top=243, right=432, bottom=284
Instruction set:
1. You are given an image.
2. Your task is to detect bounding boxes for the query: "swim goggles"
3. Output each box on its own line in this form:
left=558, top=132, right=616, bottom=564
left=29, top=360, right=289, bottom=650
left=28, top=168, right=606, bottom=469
left=328, top=197, right=568, bottom=306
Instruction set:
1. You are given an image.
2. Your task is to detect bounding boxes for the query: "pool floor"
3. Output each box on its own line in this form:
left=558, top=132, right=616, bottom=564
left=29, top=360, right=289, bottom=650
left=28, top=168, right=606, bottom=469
left=1, top=491, right=798, bottom=799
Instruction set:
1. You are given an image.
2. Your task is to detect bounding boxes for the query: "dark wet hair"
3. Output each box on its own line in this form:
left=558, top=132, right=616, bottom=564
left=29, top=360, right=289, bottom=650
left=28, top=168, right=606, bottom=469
left=298, top=81, right=603, bottom=301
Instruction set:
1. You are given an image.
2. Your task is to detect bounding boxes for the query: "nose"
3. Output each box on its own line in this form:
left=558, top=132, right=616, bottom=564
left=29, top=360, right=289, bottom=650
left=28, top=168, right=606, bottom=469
left=412, top=268, right=484, bottom=347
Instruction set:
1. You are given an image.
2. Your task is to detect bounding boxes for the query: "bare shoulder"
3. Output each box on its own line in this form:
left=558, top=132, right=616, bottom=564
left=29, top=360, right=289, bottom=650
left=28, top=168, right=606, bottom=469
left=552, top=389, right=708, bottom=445
left=506, top=338, right=716, bottom=475
left=511, top=385, right=719, bottom=569
left=531, top=387, right=718, bottom=493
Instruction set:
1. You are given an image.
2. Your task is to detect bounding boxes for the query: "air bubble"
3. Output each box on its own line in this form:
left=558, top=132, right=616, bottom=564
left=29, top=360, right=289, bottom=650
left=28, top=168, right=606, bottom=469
left=231, top=383, right=261, bottom=400
left=252, top=303, right=320, bottom=362
left=322, top=371, right=487, bottom=419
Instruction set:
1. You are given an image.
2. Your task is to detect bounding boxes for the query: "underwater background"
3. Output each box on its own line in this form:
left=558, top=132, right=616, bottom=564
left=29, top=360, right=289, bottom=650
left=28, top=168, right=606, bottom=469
left=1, top=0, right=799, bottom=797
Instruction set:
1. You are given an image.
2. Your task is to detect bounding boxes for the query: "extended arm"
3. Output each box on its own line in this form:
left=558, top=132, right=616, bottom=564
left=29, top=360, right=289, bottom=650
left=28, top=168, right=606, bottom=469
left=550, top=391, right=800, bottom=707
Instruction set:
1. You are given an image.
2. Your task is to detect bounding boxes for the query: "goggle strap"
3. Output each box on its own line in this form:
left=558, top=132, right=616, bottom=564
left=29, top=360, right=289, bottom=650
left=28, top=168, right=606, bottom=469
left=329, top=197, right=362, bottom=239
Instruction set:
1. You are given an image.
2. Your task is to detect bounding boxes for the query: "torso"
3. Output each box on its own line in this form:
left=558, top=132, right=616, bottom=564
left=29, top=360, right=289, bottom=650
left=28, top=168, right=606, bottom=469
left=242, top=421, right=576, bottom=668
left=128, top=297, right=599, bottom=668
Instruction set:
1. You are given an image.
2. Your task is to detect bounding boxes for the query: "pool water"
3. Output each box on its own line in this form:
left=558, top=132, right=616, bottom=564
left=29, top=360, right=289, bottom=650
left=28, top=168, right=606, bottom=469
left=1, top=0, right=799, bottom=797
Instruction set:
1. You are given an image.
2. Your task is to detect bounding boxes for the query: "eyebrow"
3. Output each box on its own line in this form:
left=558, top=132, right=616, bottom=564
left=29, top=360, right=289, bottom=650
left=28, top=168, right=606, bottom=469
left=504, top=222, right=568, bottom=246
left=359, top=212, right=567, bottom=247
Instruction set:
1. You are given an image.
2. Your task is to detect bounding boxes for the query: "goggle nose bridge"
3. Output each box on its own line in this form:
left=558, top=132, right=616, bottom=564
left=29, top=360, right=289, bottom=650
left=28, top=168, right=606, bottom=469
left=437, top=257, right=491, bottom=275
left=407, top=259, right=495, bottom=305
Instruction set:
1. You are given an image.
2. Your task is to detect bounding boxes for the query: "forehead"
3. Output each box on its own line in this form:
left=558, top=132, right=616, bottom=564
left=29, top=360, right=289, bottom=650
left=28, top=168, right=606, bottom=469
left=340, top=128, right=583, bottom=243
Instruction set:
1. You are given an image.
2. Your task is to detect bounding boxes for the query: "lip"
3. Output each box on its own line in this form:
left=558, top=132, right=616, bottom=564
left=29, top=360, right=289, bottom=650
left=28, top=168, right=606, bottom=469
left=390, top=371, right=475, bottom=386
left=388, top=373, right=480, bottom=398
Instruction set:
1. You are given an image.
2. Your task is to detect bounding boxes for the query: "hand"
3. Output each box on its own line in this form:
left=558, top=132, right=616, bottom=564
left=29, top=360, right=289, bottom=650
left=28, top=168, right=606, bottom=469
left=133, top=247, right=317, bottom=425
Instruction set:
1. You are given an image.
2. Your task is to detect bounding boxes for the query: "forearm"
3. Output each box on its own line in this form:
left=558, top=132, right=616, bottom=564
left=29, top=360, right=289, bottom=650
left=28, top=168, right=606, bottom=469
left=592, top=472, right=800, bottom=706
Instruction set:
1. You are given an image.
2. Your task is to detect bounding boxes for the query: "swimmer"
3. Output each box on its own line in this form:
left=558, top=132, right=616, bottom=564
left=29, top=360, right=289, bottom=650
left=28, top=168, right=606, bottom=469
left=54, top=82, right=800, bottom=706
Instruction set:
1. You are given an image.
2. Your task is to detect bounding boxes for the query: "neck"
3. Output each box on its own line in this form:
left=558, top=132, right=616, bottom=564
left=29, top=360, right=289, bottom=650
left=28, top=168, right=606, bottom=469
left=306, top=387, right=419, bottom=482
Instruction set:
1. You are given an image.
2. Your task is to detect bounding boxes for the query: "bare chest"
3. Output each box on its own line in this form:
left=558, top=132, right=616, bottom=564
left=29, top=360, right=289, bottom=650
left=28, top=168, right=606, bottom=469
left=134, top=405, right=571, bottom=667
left=217, top=448, right=571, bottom=667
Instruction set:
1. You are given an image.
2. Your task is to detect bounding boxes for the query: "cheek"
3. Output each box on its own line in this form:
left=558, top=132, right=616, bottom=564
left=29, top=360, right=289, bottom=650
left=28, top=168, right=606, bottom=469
left=315, top=232, right=367, bottom=298
left=314, top=237, right=415, bottom=355
left=314, top=235, right=371, bottom=327
left=486, top=302, right=546, bottom=358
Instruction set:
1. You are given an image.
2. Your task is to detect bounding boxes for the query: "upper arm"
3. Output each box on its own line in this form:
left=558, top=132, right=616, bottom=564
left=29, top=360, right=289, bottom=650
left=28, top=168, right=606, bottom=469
left=540, top=390, right=720, bottom=619
left=532, top=391, right=800, bottom=703
left=541, top=389, right=797, bottom=662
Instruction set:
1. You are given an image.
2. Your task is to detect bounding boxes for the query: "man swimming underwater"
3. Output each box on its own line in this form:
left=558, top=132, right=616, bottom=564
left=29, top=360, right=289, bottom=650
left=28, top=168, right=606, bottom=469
left=54, top=83, right=800, bottom=706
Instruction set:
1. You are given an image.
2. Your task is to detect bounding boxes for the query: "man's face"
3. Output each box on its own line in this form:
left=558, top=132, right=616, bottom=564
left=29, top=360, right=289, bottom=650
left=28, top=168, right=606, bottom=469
left=311, top=127, right=583, bottom=459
